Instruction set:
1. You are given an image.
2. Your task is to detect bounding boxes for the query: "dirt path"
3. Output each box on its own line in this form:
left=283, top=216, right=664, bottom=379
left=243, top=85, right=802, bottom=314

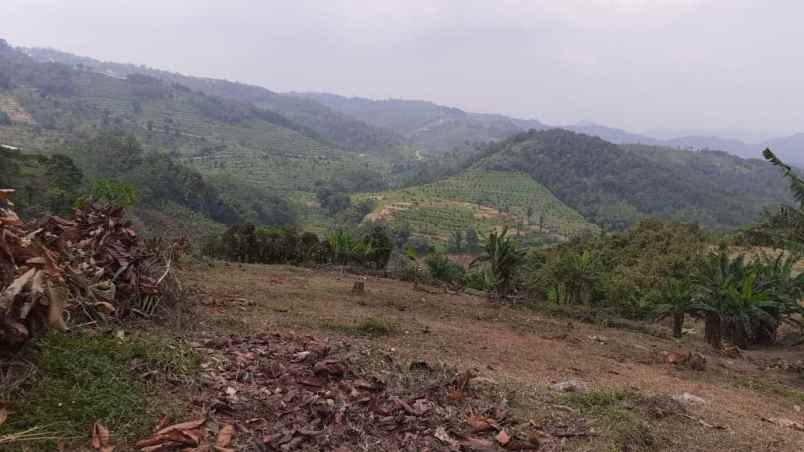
left=182, top=262, right=804, bottom=451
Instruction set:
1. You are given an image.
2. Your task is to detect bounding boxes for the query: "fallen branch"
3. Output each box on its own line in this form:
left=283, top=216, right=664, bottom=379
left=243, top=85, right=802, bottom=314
left=678, top=413, right=727, bottom=430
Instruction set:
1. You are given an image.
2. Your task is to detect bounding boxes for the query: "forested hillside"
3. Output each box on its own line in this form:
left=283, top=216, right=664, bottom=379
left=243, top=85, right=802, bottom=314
left=24, top=47, right=411, bottom=156
left=473, top=129, right=792, bottom=229
left=294, top=92, right=547, bottom=153
left=0, top=40, right=395, bottom=214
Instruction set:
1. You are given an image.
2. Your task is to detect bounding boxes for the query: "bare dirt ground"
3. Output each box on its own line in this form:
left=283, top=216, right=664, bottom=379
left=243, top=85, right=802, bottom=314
left=176, top=262, right=804, bottom=451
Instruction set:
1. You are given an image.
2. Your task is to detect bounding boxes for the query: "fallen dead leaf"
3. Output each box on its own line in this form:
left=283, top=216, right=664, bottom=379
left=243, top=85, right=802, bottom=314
left=155, top=418, right=207, bottom=436
left=460, top=436, right=496, bottom=451
left=91, top=421, right=114, bottom=452
left=466, top=415, right=495, bottom=433
left=495, top=429, right=511, bottom=446
left=0, top=402, right=8, bottom=427
left=215, top=423, right=235, bottom=449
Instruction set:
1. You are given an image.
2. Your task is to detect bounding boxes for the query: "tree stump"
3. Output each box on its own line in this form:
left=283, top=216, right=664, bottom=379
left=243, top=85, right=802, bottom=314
left=352, top=281, right=365, bottom=294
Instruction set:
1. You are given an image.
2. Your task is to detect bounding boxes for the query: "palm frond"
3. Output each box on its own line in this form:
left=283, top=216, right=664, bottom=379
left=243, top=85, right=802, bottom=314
left=764, top=148, right=804, bottom=208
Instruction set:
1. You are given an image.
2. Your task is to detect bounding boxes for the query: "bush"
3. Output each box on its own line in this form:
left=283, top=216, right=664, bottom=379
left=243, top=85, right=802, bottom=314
left=426, top=254, right=465, bottom=285
left=203, top=224, right=393, bottom=270
left=526, top=220, right=706, bottom=319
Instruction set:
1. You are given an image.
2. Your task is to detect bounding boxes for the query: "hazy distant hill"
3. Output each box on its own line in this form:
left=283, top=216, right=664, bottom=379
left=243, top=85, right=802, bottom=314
left=23, top=47, right=410, bottom=156
left=471, top=129, right=791, bottom=229
left=564, top=122, right=800, bottom=166
left=562, top=122, right=660, bottom=146
left=293, top=92, right=547, bottom=153
left=763, top=133, right=804, bottom=165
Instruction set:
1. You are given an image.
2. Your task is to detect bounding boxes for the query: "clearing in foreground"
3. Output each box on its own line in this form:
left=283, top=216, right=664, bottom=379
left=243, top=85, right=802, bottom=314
left=4, top=262, right=804, bottom=451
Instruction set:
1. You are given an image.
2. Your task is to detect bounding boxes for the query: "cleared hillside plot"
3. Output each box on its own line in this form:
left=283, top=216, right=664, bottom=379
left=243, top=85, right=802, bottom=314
left=357, top=170, right=597, bottom=243
left=177, top=263, right=804, bottom=451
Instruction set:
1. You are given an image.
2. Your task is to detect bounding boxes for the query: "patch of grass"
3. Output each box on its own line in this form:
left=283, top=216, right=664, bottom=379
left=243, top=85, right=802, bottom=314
left=563, top=389, right=656, bottom=452
left=734, top=377, right=804, bottom=404
left=321, top=317, right=399, bottom=337
left=562, top=388, right=639, bottom=412
left=0, top=331, right=199, bottom=448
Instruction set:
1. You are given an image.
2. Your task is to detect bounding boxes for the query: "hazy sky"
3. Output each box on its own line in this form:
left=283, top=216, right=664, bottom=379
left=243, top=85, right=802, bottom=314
left=2, top=0, right=802, bottom=137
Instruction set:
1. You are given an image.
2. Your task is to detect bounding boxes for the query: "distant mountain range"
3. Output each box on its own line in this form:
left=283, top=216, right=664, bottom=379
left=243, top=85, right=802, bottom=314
left=562, top=122, right=804, bottom=166
left=21, top=46, right=804, bottom=165
left=0, top=39, right=797, bottom=233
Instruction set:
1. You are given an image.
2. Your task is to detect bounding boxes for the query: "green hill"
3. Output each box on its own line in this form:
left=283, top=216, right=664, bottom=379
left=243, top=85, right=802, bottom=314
left=355, top=170, right=596, bottom=244
left=23, top=47, right=411, bottom=157
left=474, top=129, right=792, bottom=229
left=0, top=41, right=390, bottom=197
left=293, top=92, right=547, bottom=153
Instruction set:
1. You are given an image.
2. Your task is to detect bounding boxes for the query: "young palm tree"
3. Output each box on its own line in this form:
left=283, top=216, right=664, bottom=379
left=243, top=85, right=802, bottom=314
left=750, top=252, right=804, bottom=344
left=470, top=226, right=526, bottom=298
left=654, top=278, right=708, bottom=338
left=694, top=247, right=746, bottom=348
left=720, top=270, right=779, bottom=348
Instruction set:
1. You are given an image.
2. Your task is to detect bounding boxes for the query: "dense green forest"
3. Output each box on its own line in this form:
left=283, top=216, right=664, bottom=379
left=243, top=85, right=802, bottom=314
left=471, top=129, right=792, bottom=229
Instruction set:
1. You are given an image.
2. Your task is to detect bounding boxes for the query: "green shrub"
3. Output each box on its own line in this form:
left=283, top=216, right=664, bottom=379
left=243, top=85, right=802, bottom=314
left=426, top=253, right=465, bottom=285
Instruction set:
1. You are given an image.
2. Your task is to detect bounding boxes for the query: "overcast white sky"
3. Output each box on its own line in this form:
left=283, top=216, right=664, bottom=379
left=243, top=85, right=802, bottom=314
left=1, top=0, right=802, bottom=137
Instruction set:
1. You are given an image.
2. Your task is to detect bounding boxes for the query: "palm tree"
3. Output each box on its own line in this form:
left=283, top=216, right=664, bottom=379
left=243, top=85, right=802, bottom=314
left=654, top=278, right=708, bottom=338
left=751, top=252, right=804, bottom=343
left=719, top=270, right=779, bottom=348
left=693, top=246, right=797, bottom=349
left=694, top=246, right=746, bottom=348
left=470, top=226, right=526, bottom=298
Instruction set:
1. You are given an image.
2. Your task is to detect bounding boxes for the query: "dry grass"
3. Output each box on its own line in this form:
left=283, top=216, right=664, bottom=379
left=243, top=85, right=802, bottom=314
left=179, top=261, right=804, bottom=451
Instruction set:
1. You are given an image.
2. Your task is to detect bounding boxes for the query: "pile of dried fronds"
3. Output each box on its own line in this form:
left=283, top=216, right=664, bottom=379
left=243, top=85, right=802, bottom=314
left=0, top=189, right=185, bottom=348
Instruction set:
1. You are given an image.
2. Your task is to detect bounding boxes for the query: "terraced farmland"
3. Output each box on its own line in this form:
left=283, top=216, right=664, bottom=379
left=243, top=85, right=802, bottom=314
left=357, top=170, right=597, bottom=243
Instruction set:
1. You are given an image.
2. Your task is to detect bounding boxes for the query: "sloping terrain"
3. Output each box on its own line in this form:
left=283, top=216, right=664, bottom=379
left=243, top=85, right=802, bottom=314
left=473, top=129, right=792, bottom=229
left=23, top=47, right=411, bottom=156
left=356, top=170, right=596, bottom=243
left=294, top=92, right=547, bottom=153
left=0, top=42, right=389, bottom=196
left=174, top=263, right=804, bottom=451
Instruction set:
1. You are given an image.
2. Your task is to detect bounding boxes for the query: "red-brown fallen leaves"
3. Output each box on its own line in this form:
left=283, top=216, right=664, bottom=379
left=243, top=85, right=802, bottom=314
left=0, top=191, right=185, bottom=348
left=136, top=418, right=212, bottom=451
left=181, top=332, right=561, bottom=451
